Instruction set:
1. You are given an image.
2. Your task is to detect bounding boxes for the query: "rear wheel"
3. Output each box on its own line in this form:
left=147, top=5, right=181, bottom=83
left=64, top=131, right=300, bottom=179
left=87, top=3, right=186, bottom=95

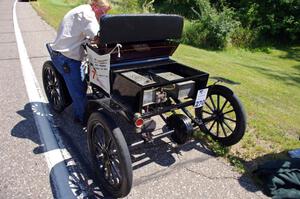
left=195, top=85, right=246, bottom=146
left=42, top=61, right=71, bottom=112
left=87, top=111, right=132, bottom=198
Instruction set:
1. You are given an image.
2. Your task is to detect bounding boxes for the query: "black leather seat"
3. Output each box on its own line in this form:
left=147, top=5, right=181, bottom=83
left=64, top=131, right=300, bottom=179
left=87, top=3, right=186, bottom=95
left=99, top=14, right=184, bottom=44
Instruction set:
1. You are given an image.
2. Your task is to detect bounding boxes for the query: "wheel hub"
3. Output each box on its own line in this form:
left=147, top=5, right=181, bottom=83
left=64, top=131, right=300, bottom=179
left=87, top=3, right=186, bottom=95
left=103, top=151, right=109, bottom=162
left=216, top=111, right=224, bottom=122
left=48, top=84, right=55, bottom=90
left=212, top=110, right=224, bottom=122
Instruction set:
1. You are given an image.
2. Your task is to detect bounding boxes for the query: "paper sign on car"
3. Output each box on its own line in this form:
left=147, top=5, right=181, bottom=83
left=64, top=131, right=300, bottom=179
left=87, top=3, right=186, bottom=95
left=194, top=88, right=209, bottom=108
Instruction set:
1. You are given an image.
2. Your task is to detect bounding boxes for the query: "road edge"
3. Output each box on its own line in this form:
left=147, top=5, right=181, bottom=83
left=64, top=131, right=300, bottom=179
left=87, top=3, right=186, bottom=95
left=12, top=0, right=77, bottom=198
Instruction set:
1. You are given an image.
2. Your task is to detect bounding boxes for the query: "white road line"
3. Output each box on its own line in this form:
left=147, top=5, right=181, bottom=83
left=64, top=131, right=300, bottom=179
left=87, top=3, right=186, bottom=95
left=13, top=0, right=76, bottom=198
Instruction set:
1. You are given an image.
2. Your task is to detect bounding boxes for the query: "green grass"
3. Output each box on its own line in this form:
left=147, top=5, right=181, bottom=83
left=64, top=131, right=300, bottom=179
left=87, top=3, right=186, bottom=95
left=31, top=0, right=135, bottom=29
left=31, top=1, right=300, bottom=162
left=31, top=0, right=84, bottom=29
left=173, top=45, right=300, bottom=159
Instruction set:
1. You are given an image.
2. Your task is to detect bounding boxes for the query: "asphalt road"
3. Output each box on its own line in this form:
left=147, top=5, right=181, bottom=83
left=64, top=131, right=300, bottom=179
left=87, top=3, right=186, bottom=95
left=0, top=0, right=268, bottom=198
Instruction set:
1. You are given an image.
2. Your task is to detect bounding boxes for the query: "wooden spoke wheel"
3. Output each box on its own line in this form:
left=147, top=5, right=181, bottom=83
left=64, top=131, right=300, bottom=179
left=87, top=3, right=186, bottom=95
left=196, top=85, right=246, bottom=146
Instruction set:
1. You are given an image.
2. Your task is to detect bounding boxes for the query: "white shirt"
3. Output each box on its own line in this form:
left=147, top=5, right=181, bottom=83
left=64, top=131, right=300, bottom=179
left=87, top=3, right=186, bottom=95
left=51, top=5, right=99, bottom=61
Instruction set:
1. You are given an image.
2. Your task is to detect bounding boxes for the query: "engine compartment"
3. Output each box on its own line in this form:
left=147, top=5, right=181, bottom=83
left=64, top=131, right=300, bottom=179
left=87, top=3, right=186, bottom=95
left=111, top=61, right=209, bottom=115
left=121, top=70, right=195, bottom=106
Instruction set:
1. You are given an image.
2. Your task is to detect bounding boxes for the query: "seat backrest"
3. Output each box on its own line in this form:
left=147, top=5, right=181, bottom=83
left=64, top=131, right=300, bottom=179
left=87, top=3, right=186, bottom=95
left=99, top=14, right=184, bottom=44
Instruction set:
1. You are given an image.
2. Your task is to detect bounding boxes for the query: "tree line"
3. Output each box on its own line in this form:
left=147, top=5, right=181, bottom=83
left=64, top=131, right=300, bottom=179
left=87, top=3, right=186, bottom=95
left=118, top=0, right=300, bottom=49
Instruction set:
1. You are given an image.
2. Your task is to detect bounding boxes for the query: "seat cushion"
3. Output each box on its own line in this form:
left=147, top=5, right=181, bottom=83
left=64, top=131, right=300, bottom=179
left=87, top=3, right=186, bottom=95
left=99, top=14, right=184, bottom=44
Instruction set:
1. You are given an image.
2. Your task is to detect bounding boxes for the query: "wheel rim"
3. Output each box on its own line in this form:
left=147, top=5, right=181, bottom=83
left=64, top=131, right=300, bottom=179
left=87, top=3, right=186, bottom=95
left=45, top=67, right=62, bottom=107
left=92, top=123, right=122, bottom=188
left=201, top=94, right=237, bottom=138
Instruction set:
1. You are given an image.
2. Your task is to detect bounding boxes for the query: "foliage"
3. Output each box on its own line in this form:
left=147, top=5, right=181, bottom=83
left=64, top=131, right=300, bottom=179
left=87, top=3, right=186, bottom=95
left=218, top=0, right=300, bottom=44
left=111, top=0, right=155, bottom=13
left=34, top=0, right=300, bottom=47
left=195, top=131, right=245, bottom=173
left=230, top=27, right=258, bottom=48
left=153, top=0, right=202, bottom=19
left=140, top=0, right=155, bottom=13
left=113, top=0, right=141, bottom=13
left=153, top=0, right=300, bottom=47
left=182, top=0, right=239, bottom=49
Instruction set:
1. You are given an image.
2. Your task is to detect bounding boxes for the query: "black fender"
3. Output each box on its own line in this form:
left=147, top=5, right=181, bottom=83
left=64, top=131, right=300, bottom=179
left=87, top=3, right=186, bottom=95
left=85, top=100, right=103, bottom=122
left=207, top=84, right=234, bottom=96
left=85, top=99, right=125, bottom=124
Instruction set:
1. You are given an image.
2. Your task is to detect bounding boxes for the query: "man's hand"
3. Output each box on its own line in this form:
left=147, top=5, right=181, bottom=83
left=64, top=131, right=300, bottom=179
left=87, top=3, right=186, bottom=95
left=90, top=36, right=100, bottom=45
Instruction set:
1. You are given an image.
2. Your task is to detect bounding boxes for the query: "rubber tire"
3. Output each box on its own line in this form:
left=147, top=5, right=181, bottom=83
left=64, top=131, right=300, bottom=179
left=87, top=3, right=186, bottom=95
left=87, top=111, right=132, bottom=198
left=196, top=85, right=246, bottom=146
left=42, top=61, right=71, bottom=113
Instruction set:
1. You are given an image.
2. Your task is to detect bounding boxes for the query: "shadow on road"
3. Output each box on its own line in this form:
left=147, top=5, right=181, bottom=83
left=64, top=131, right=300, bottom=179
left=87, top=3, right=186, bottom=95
left=11, top=102, right=265, bottom=198
left=11, top=103, right=110, bottom=199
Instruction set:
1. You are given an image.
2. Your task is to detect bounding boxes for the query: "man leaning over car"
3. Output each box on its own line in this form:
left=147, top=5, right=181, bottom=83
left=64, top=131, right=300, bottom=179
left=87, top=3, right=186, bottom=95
left=50, top=0, right=111, bottom=124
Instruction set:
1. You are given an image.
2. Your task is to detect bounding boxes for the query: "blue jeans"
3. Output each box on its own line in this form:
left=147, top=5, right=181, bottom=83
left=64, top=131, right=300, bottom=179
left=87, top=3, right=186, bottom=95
left=50, top=52, right=87, bottom=122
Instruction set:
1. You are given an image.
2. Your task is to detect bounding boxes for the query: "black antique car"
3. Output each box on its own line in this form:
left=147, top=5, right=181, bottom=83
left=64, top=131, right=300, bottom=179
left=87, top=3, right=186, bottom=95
left=42, top=14, right=246, bottom=198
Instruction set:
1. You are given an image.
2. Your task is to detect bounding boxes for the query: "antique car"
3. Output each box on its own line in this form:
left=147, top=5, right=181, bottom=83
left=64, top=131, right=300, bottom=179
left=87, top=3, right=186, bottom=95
left=42, top=14, right=246, bottom=198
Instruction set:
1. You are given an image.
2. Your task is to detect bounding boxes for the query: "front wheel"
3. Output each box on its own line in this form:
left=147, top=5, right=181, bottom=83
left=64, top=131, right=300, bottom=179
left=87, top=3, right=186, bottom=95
left=87, top=111, right=132, bottom=198
left=195, top=85, right=246, bottom=146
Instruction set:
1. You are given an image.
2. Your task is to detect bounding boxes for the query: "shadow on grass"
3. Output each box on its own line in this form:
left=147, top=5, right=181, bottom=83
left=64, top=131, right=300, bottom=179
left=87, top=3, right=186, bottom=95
left=237, top=63, right=300, bottom=86
left=293, top=64, right=300, bottom=72
left=278, top=46, right=300, bottom=62
left=246, top=45, right=300, bottom=61
left=234, top=42, right=300, bottom=56
left=210, top=76, right=241, bottom=85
